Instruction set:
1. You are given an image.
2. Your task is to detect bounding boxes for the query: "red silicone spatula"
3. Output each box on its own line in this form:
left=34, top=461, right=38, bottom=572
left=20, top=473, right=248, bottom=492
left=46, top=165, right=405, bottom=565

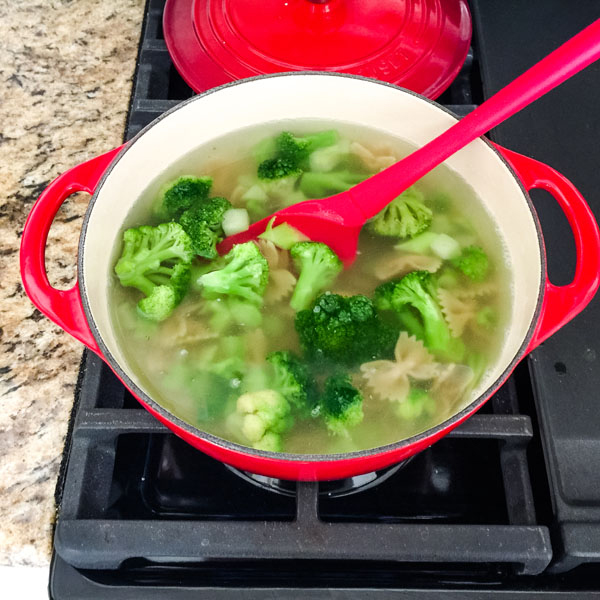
left=219, top=19, right=600, bottom=265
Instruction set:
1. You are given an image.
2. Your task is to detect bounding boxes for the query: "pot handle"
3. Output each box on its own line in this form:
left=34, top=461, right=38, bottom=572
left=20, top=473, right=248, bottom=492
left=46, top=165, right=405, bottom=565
left=19, top=146, right=124, bottom=355
left=495, top=144, right=600, bottom=351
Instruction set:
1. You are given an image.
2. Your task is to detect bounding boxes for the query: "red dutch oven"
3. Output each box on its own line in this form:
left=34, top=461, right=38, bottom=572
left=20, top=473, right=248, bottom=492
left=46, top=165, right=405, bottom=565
left=20, top=73, right=600, bottom=480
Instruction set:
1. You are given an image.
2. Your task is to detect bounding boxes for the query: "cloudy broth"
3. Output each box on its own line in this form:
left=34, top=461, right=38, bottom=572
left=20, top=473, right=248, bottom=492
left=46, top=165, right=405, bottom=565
left=109, top=120, right=511, bottom=455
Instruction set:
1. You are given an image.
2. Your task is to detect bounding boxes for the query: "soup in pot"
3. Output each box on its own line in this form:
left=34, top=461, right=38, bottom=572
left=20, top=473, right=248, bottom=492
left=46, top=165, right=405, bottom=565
left=109, top=120, right=511, bottom=455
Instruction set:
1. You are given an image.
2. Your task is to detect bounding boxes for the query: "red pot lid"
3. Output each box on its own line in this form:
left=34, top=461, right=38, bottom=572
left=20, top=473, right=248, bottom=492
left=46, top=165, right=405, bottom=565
left=164, top=0, right=472, bottom=99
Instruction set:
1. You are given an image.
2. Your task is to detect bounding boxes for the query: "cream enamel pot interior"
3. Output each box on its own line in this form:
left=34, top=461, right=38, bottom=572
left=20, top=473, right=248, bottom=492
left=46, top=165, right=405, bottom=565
left=20, top=73, right=600, bottom=480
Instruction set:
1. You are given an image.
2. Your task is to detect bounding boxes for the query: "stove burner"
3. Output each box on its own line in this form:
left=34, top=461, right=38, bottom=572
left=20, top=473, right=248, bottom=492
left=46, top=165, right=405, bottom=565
left=225, top=460, right=408, bottom=497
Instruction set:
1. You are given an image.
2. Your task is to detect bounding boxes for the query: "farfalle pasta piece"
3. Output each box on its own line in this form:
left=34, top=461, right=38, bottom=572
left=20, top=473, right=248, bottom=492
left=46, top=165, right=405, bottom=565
left=160, top=310, right=219, bottom=348
left=451, top=280, right=497, bottom=300
left=393, top=332, right=439, bottom=379
left=374, top=252, right=442, bottom=281
left=350, top=141, right=397, bottom=172
left=361, top=332, right=438, bottom=403
left=265, top=268, right=297, bottom=304
left=257, top=239, right=296, bottom=303
left=256, top=239, right=290, bottom=270
left=438, top=287, right=477, bottom=337
left=431, top=363, right=474, bottom=411
left=361, top=359, right=411, bottom=403
left=256, top=239, right=280, bottom=268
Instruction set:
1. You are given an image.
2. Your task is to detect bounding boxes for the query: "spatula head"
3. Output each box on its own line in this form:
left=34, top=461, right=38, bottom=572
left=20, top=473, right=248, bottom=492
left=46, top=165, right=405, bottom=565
left=218, top=192, right=366, bottom=266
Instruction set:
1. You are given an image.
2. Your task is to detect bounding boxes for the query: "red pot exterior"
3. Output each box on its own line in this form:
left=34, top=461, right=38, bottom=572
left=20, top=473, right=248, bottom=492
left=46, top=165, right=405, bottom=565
left=138, top=390, right=489, bottom=480
left=19, top=80, right=600, bottom=482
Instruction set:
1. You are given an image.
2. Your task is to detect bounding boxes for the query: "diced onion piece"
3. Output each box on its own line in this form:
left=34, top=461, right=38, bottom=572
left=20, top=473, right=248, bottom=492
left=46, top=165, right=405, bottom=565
left=309, top=140, right=350, bottom=172
left=222, top=208, right=250, bottom=236
left=430, top=233, right=461, bottom=260
left=241, top=184, right=268, bottom=205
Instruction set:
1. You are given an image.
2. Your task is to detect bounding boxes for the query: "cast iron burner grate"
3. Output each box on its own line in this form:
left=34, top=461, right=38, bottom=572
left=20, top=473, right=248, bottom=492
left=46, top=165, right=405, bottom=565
left=50, top=0, right=600, bottom=597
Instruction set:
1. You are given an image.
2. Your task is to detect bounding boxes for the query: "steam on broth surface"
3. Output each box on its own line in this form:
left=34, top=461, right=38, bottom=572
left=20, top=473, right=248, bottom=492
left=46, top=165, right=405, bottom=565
left=109, top=120, right=511, bottom=455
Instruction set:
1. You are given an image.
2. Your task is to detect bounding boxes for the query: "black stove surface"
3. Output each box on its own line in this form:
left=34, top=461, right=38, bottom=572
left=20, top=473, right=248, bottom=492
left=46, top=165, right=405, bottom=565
left=473, top=0, right=600, bottom=576
left=49, top=0, right=600, bottom=597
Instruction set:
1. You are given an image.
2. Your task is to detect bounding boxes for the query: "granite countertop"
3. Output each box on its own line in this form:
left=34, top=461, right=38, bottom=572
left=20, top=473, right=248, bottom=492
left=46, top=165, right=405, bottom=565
left=0, top=0, right=145, bottom=567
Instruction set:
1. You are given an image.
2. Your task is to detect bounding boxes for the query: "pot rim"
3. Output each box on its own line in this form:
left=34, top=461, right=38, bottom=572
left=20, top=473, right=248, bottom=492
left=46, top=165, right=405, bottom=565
left=78, top=71, right=546, bottom=463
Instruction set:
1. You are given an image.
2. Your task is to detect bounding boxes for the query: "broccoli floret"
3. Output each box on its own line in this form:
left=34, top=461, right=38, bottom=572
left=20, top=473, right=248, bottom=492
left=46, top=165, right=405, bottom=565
left=262, top=176, right=306, bottom=207
left=267, top=351, right=318, bottom=416
left=257, top=157, right=302, bottom=180
left=374, top=280, right=422, bottom=340
left=295, top=293, right=395, bottom=366
left=203, top=296, right=263, bottom=332
left=370, top=186, right=432, bottom=239
left=114, top=222, right=193, bottom=321
left=161, top=176, right=213, bottom=219
left=179, top=196, right=232, bottom=259
left=236, top=389, right=293, bottom=451
left=206, top=335, right=247, bottom=380
left=396, top=388, right=436, bottom=420
left=197, top=241, right=269, bottom=304
left=256, top=130, right=339, bottom=180
left=320, top=374, right=364, bottom=435
left=253, top=136, right=278, bottom=164
left=435, top=265, right=461, bottom=289
left=189, top=258, right=222, bottom=291
left=289, top=242, right=343, bottom=311
left=136, top=286, right=178, bottom=322
left=276, top=130, right=339, bottom=165
left=452, top=245, right=489, bottom=281
left=238, top=367, right=269, bottom=396
left=390, top=271, right=464, bottom=362
left=164, top=360, right=234, bottom=421
left=190, top=196, right=231, bottom=228
left=373, top=280, right=399, bottom=312
left=241, top=174, right=305, bottom=219
left=159, top=175, right=231, bottom=259
left=137, top=263, right=191, bottom=321
left=179, top=223, right=217, bottom=259
left=299, top=169, right=367, bottom=199
left=394, top=306, right=425, bottom=341
left=254, top=431, right=285, bottom=452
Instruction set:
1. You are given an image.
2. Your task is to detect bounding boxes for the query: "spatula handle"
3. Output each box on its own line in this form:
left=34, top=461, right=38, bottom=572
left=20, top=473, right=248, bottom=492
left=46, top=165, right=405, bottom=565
left=352, top=18, right=600, bottom=219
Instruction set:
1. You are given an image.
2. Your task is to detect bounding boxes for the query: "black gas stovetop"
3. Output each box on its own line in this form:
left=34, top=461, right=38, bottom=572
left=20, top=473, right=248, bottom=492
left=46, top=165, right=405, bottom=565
left=49, top=1, right=600, bottom=597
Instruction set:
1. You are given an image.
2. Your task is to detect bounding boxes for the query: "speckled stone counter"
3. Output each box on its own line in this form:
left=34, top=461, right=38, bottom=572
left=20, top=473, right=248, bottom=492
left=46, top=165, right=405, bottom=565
left=0, top=0, right=145, bottom=566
